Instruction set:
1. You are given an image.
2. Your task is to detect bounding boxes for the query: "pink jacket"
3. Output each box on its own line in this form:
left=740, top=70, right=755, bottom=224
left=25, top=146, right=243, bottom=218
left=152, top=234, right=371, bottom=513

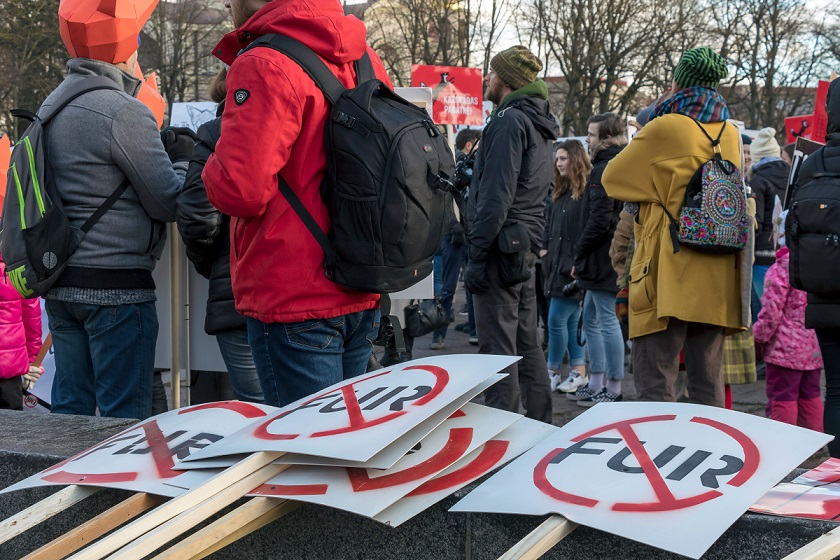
left=754, top=247, right=823, bottom=371
left=0, top=257, right=42, bottom=379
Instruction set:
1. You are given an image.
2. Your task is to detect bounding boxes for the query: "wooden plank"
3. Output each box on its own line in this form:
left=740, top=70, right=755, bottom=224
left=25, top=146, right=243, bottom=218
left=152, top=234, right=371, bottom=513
left=781, top=525, right=840, bottom=560
left=67, top=451, right=284, bottom=560
left=0, top=485, right=99, bottom=546
left=34, top=333, right=52, bottom=367
left=22, top=493, right=165, bottom=560
left=150, top=498, right=300, bottom=560
left=108, top=463, right=290, bottom=560
left=498, top=515, right=578, bottom=560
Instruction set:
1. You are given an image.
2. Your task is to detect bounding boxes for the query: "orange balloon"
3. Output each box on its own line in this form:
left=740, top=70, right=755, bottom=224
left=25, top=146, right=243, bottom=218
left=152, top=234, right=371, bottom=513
left=58, top=0, right=158, bottom=64
left=134, top=64, right=166, bottom=129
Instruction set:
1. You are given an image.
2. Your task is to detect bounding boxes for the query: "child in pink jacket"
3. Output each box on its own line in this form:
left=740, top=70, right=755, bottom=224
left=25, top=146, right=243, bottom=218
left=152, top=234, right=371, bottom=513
left=0, top=253, right=42, bottom=410
left=754, top=217, right=823, bottom=431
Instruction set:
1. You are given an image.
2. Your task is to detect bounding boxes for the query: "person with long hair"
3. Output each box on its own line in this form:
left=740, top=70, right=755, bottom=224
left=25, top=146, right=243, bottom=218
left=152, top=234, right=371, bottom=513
left=541, top=141, right=591, bottom=393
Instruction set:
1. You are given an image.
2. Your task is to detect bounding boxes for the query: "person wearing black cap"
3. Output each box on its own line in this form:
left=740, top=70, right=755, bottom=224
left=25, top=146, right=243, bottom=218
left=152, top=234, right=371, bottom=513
left=464, top=45, right=559, bottom=422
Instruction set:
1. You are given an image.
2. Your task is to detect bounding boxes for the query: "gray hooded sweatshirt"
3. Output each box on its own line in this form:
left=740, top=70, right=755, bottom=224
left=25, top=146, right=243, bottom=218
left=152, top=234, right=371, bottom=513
left=39, top=58, right=186, bottom=301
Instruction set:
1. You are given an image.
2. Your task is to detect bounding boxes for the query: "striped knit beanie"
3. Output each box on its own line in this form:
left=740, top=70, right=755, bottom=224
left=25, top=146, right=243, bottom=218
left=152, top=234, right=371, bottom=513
left=490, top=46, right=542, bottom=90
left=674, top=47, right=728, bottom=90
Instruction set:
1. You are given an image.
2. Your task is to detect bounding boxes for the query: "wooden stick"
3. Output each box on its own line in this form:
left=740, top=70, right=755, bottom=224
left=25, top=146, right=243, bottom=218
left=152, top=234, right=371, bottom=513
left=781, top=525, right=840, bottom=560
left=0, top=485, right=99, bottom=546
left=21, top=493, right=165, bottom=560
left=498, top=515, right=578, bottom=560
left=150, top=498, right=300, bottom=560
left=109, top=463, right=290, bottom=560
left=34, top=333, right=52, bottom=367
left=66, top=451, right=284, bottom=560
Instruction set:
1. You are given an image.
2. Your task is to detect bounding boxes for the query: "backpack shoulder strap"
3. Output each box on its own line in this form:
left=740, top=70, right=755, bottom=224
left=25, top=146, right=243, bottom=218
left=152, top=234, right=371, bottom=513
left=245, top=34, right=346, bottom=105
left=688, top=116, right=726, bottom=149
left=354, top=51, right=376, bottom=84
left=40, top=76, right=121, bottom=124
left=80, top=178, right=131, bottom=234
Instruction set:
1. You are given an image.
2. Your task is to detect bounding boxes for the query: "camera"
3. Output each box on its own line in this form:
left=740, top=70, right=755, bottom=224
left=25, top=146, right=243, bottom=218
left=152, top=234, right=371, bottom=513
left=451, top=155, right=475, bottom=191
left=561, top=279, right=582, bottom=298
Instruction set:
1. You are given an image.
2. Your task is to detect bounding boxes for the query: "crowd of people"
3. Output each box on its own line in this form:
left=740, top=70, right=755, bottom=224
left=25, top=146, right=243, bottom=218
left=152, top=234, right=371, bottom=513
left=1, top=0, right=840, bottom=460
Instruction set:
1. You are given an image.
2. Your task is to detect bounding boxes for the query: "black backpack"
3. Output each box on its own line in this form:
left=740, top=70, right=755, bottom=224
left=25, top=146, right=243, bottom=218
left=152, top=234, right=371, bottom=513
left=0, top=76, right=129, bottom=298
left=244, top=35, right=459, bottom=294
left=787, top=149, right=840, bottom=293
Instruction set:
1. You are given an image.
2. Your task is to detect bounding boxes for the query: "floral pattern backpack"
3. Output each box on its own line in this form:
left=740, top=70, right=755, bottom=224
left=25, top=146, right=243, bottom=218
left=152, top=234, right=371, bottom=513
left=663, top=118, right=749, bottom=254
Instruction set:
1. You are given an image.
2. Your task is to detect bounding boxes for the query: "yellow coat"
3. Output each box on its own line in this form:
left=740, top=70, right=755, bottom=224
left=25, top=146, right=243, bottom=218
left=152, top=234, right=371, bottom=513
left=602, top=114, right=745, bottom=339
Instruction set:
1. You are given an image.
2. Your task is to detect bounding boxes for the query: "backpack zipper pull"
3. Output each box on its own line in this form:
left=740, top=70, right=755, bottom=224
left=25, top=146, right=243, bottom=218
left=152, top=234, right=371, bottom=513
left=424, top=120, right=438, bottom=137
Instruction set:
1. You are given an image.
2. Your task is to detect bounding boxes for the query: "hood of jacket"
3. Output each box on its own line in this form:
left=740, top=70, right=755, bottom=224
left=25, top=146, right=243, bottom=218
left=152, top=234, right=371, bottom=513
left=497, top=94, right=559, bottom=142
left=213, top=0, right=369, bottom=65
left=592, top=140, right=626, bottom=165
left=751, top=158, right=789, bottom=185
left=827, top=78, right=840, bottom=138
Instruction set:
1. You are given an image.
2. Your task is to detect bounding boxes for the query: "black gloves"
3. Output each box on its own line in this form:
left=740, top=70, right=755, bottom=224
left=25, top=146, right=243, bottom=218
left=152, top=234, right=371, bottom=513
left=464, top=259, right=489, bottom=295
left=160, top=126, right=198, bottom=163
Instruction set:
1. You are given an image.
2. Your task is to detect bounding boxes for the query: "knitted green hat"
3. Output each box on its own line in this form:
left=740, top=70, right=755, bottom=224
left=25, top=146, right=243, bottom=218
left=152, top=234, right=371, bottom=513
left=674, top=47, right=728, bottom=89
left=490, top=46, right=543, bottom=90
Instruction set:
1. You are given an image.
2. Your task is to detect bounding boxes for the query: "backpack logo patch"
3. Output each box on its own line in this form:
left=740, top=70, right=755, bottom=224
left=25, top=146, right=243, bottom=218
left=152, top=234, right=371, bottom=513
left=234, top=89, right=250, bottom=105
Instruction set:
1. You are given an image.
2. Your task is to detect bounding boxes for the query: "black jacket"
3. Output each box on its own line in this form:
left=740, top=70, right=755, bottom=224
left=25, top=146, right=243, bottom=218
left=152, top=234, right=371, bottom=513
left=176, top=113, right=245, bottom=335
left=543, top=189, right=585, bottom=297
left=798, top=78, right=840, bottom=328
left=751, top=159, right=790, bottom=265
left=468, top=94, right=559, bottom=261
left=574, top=143, right=625, bottom=293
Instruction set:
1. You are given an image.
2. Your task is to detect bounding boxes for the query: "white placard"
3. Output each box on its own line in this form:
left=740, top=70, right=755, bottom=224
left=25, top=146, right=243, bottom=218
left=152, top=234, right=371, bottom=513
left=21, top=300, right=53, bottom=412
left=175, top=374, right=503, bottom=471
left=184, top=354, right=515, bottom=464
left=169, top=102, right=218, bottom=132
left=1, top=401, right=276, bottom=497
left=450, top=402, right=833, bottom=559
left=245, top=403, right=519, bottom=517
left=374, top=416, right=558, bottom=527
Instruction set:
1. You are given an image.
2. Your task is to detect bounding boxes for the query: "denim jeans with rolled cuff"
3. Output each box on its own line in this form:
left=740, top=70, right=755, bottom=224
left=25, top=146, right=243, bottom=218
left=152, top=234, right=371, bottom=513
left=216, top=328, right=264, bottom=404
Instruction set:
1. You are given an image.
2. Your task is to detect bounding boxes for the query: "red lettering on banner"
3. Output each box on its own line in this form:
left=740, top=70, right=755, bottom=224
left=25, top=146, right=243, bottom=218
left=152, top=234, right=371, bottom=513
left=407, top=439, right=509, bottom=496
left=347, top=427, right=472, bottom=491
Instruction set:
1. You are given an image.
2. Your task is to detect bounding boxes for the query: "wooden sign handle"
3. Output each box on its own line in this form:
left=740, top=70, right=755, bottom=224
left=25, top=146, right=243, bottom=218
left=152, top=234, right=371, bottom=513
left=782, top=525, right=840, bottom=560
left=0, top=485, right=98, bottom=546
left=33, top=332, right=52, bottom=368
left=498, top=515, right=578, bottom=560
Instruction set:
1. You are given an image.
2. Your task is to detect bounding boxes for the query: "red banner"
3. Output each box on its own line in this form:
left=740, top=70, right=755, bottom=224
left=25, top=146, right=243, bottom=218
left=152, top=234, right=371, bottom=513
left=410, top=65, right=483, bottom=126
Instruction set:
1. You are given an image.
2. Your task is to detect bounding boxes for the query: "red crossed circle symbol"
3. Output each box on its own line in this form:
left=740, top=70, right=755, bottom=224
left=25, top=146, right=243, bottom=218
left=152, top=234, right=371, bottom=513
left=533, top=415, right=760, bottom=512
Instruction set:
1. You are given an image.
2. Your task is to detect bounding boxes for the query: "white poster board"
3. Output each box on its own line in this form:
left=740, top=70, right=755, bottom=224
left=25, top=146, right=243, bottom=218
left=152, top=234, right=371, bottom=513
left=375, top=416, right=557, bottom=527
left=246, top=403, right=519, bottom=517
left=21, top=300, right=53, bottom=412
left=169, top=102, right=218, bottom=132
left=184, top=354, right=515, bottom=464
left=451, top=402, right=832, bottom=559
left=2, top=401, right=276, bottom=497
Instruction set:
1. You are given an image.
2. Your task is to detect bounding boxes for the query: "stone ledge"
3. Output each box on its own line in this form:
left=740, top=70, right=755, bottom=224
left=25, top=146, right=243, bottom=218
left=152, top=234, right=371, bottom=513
left=0, top=410, right=836, bottom=560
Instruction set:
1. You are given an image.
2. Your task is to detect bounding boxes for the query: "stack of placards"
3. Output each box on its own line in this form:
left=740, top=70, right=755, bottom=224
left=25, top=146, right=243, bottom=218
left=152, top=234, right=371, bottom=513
left=451, top=401, right=832, bottom=559
left=0, top=354, right=557, bottom=558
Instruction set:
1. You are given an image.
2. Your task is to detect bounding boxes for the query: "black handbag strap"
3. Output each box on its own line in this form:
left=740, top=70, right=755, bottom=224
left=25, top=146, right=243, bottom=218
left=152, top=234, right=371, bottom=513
left=688, top=117, right=727, bottom=149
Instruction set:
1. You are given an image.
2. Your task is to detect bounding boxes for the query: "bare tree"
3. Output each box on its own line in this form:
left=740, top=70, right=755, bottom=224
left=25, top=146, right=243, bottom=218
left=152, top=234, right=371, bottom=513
left=0, top=0, right=66, bottom=140
left=139, top=0, right=229, bottom=108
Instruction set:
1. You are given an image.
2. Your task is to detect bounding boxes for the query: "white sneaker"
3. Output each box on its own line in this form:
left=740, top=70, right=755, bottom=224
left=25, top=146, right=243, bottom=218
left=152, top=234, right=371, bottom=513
left=549, top=371, right=563, bottom=392
left=557, top=370, right=588, bottom=393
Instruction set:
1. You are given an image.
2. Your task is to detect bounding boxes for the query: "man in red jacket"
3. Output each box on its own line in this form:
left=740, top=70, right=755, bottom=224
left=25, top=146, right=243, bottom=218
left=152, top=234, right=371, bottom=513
left=204, top=0, right=392, bottom=407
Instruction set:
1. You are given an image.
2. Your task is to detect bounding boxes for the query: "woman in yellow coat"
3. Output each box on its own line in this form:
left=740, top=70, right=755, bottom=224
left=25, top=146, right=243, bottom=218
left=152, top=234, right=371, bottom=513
left=602, top=47, right=747, bottom=407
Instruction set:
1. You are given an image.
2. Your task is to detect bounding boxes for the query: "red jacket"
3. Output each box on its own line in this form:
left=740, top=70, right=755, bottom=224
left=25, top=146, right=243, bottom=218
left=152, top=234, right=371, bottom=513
left=0, top=257, right=41, bottom=379
left=203, top=0, right=391, bottom=323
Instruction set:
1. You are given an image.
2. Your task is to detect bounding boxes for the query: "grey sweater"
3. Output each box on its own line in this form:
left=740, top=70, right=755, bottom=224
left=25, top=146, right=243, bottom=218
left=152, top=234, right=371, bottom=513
left=39, top=58, right=186, bottom=296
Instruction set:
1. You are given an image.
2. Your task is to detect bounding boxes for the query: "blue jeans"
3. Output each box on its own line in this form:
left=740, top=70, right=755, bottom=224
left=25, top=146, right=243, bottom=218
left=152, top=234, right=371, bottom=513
left=547, top=296, right=585, bottom=371
left=752, top=264, right=770, bottom=325
left=46, top=300, right=157, bottom=419
left=582, top=290, right=625, bottom=380
left=433, top=237, right=466, bottom=342
left=433, top=251, right=444, bottom=296
left=216, top=329, right=264, bottom=404
left=247, top=308, right=381, bottom=407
